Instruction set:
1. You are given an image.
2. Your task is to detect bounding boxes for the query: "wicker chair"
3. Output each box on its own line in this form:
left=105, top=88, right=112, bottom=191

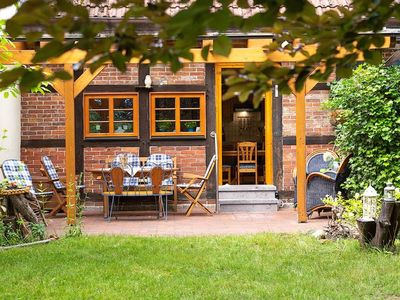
left=293, top=150, right=339, bottom=207
left=306, top=154, right=352, bottom=216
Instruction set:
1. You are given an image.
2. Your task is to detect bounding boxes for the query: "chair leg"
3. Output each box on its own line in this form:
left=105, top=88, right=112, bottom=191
left=108, top=195, right=116, bottom=222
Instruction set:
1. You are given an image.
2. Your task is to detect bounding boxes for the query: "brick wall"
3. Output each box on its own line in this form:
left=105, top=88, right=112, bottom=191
left=282, top=91, right=334, bottom=137
left=150, top=63, right=205, bottom=85
left=21, top=93, right=65, bottom=140
left=89, top=64, right=139, bottom=85
left=149, top=145, right=206, bottom=176
left=84, top=146, right=140, bottom=193
left=20, top=147, right=66, bottom=177
left=282, top=144, right=336, bottom=191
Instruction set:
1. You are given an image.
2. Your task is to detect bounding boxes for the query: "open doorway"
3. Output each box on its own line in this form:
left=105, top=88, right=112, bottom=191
left=216, top=64, right=273, bottom=186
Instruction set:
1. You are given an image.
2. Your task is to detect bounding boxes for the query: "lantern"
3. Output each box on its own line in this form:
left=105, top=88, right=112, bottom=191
left=362, top=185, right=378, bottom=220
left=384, top=182, right=395, bottom=201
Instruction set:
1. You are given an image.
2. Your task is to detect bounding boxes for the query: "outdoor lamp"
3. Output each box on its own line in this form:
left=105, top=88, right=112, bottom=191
left=384, top=182, right=395, bottom=201
left=362, top=185, right=378, bottom=221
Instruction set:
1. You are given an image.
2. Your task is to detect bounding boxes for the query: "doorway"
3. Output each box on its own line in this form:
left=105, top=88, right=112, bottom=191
left=215, top=63, right=273, bottom=186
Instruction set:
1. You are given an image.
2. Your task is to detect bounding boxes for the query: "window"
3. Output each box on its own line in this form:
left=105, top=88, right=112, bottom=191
left=150, top=92, right=206, bottom=137
left=84, top=93, right=139, bottom=138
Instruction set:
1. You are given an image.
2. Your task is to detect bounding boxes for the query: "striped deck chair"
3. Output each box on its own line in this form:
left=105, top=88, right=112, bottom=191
left=1, top=159, right=51, bottom=223
left=40, top=156, right=85, bottom=217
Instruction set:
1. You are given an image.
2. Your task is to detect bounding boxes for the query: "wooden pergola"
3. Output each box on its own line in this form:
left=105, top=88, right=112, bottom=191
left=0, top=37, right=390, bottom=224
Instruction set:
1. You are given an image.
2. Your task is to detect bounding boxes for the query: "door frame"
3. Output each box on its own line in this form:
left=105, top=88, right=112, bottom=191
left=215, top=63, right=274, bottom=185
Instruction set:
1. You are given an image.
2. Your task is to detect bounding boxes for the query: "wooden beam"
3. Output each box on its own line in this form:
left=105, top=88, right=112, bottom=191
left=0, top=36, right=391, bottom=65
left=52, top=80, right=65, bottom=97
left=74, top=65, right=106, bottom=97
left=265, top=89, right=274, bottom=184
left=295, top=86, right=308, bottom=223
left=64, top=64, right=76, bottom=225
left=247, top=39, right=272, bottom=48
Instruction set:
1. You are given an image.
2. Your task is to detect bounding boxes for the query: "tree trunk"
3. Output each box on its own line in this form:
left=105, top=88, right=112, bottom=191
left=357, top=200, right=400, bottom=250
left=9, top=194, right=39, bottom=223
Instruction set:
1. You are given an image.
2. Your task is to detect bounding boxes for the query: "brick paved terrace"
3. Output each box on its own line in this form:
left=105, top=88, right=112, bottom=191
left=47, top=206, right=329, bottom=237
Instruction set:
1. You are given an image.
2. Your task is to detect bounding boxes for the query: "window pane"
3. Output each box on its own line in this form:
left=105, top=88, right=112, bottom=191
left=180, top=110, right=200, bottom=121
left=156, top=121, right=175, bottom=132
left=114, top=98, right=133, bottom=109
left=156, top=110, right=175, bottom=121
left=89, top=98, right=108, bottom=109
left=155, top=98, right=175, bottom=109
left=180, top=97, right=200, bottom=108
left=89, top=110, right=109, bottom=121
left=181, top=121, right=200, bottom=132
left=114, top=122, right=133, bottom=133
left=114, top=110, right=133, bottom=121
left=89, top=122, right=109, bottom=133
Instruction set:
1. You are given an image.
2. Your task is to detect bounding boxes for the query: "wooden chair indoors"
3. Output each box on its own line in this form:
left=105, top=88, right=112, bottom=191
left=236, top=142, right=257, bottom=184
left=40, top=156, right=85, bottom=217
left=177, top=155, right=216, bottom=216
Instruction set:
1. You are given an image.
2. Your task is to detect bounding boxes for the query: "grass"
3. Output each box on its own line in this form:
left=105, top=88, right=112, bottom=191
left=1, top=234, right=400, bottom=299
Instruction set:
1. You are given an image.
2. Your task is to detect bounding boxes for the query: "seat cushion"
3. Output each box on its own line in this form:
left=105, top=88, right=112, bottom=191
left=239, top=163, right=256, bottom=169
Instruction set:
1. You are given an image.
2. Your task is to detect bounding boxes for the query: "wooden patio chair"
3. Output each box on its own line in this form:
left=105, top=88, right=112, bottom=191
left=1, top=159, right=51, bottom=224
left=177, top=155, right=216, bottom=216
left=40, top=156, right=85, bottom=217
left=236, top=142, right=257, bottom=185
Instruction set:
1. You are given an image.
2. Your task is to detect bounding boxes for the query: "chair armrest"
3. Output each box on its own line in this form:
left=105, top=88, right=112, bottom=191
left=180, top=173, right=203, bottom=180
left=306, top=172, right=336, bottom=184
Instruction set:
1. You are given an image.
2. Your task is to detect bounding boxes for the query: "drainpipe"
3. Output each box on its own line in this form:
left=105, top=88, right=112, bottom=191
left=210, top=131, right=219, bottom=213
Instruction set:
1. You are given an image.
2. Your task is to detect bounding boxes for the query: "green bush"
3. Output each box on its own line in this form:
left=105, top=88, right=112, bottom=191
left=326, top=64, right=400, bottom=195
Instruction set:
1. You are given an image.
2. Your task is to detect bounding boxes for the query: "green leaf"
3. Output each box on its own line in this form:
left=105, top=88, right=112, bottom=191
left=32, top=41, right=73, bottom=63
left=201, top=45, right=210, bottom=61
left=110, top=52, right=128, bottom=72
left=213, top=35, right=232, bottom=57
left=0, top=0, right=18, bottom=9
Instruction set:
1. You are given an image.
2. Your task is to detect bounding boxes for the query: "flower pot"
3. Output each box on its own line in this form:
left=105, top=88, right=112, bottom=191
left=187, top=127, right=196, bottom=132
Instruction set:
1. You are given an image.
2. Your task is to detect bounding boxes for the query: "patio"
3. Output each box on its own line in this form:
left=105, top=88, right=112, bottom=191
left=46, top=206, right=328, bottom=236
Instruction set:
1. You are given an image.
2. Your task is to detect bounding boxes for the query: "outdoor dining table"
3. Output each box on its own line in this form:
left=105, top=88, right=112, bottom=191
left=87, top=166, right=178, bottom=218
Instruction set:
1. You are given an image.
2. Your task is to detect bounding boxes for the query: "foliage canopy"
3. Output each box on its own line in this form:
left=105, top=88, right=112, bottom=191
left=326, top=64, right=400, bottom=194
left=0, top=0, right=400, bottom=104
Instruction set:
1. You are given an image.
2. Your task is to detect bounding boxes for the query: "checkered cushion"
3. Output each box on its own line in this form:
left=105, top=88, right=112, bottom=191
left=1, top=159, right=35, bottom=194
left=41, top=156, right=65, bottom=190
left=146, top=154, right=174, bottom=186
left=112, top=154, right=141, bottom=187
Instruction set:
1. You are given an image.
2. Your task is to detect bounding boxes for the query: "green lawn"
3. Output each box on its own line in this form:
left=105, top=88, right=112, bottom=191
left=1, top=234, right=400, bottom=299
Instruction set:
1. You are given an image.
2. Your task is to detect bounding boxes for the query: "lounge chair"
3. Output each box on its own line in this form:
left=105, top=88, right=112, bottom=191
left=40, top=156, right=85, bottom=216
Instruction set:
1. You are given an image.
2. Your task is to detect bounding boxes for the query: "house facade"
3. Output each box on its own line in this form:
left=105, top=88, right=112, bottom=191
left=1, top=1, right=399, bottom=210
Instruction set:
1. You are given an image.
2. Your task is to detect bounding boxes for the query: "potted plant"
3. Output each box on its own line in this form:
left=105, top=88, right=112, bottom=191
left=184, top=121, right=197, bottom=132
left=157, top=121, right=173, bottom=132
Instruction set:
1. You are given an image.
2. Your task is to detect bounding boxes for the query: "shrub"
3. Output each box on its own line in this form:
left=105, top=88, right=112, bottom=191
left=325, top=64, right=400, bottom=195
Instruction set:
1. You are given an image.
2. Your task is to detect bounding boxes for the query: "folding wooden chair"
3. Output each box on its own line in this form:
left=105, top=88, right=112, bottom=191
left=177, top=155, right=216, bottom=216
left=40, top=156, right=85, bottom=217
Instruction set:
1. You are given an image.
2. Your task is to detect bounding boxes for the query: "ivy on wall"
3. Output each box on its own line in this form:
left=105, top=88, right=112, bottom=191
left=326, top=64, right=400, bottom=195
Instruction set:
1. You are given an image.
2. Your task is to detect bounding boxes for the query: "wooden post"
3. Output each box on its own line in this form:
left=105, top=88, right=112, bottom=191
left=296, top=87, right=307, bottom=222
left=265, top=90, right=274, bottom=184
left=64, top=64, right=76, bottom=225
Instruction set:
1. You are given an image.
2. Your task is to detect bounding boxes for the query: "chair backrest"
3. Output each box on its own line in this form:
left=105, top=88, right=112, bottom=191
left=1, top=159, right=35, bottom=194
left=306, top=150, right=339, bottom=174
left=237, top=142, right=257, bottom=164
left=110, top=166, right=124, bottom=195
left=203, top=155, right=217, bottom=181
left=335, top=154, right=352, bottom=195
left=41, top=156, right=65, bottom=190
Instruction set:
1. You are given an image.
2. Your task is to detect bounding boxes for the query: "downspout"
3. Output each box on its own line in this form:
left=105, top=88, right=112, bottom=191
left=210, top=131, right=219, bottom=213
